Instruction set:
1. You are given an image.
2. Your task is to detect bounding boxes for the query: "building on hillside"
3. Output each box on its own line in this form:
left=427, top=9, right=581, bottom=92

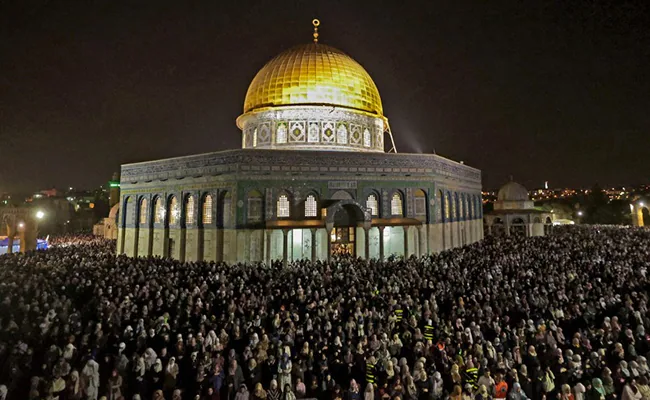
left=117, top=20, right=484, bottom=265
left=484, top=180, right=553, bottom=237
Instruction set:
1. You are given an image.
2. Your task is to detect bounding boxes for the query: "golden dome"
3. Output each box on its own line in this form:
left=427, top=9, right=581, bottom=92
left=243, top=43, right=383, bottom=116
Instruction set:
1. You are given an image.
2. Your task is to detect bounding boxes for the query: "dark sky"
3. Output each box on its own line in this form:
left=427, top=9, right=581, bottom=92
left=1, top=0, right=649, bottom=192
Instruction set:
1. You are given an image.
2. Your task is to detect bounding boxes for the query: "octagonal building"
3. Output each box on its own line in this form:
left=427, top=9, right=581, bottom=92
left=117, top=22, right=484, bottom=264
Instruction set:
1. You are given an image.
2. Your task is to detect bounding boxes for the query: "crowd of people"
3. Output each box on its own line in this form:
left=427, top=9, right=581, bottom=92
left=46, top=234, right=107, bottom=248
left=0, top=226, right=649, bottom=400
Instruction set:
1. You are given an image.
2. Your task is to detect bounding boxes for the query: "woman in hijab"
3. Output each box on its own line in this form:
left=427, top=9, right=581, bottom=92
left=81, top=358, right=100, bottom=400
left=108, top=369, right=123, bottom=400
left=451, top=364, right=462, bottom=388
left=253, top=383, right=267, bottom=400
left=635, top=376, right=650, bottom=399
left=404, top=376, right=418, bottom=400
left=364, top=383, right=374, bottom=400
left=268, top=380, right=281, bottom=400
left=66, top=370, right=82, bottom=400
left=391, top=376, right=404, bottom=399
left=621, top=380, right=642, bottom=400
left=229, top=360, right=245, bottom=399
left=559, top=384, right=574, bottom=400
left=247, top=359, right=262, bottom=388
left=518, top=365, right=533, bottom=398
left=347, top=380, right=361, bottom=400
left=431, top=372, right=444, bottom=399
left=507, top=383, right=527, bottom=400
left=586, top=378, right=606, bottom=400
left=573, top=383, right=586, bottom=400
left=235, top=384, right=251, bottom=400
left=278, top=354, right=293, bottom=394
left=601, top=368, right=615, bottom=397
left=295, top=378, right=306, bottom=399
left=149, top=358, right=164, bottom=391
left=475, top=384, right=491, bottom=400
left=449, top=385, right=463, bottom=400
left=164, top=357, right=179, bottom=392
left=282, top=384, right=297, bottom=400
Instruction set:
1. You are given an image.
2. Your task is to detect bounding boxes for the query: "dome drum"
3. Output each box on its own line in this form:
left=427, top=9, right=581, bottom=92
left=238, top=106, right=385, bottom=152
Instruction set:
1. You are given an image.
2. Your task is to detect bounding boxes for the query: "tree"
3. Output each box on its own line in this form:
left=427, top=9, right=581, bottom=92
left=582, top=184, right=630, bottom=225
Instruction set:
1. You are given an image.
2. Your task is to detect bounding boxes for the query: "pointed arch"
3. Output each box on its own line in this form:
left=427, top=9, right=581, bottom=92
left=168, top=195, right=179, bottom=226
left=139, top=197, right=148, bottom=226
left=201, top=194, right=213, bottom=225
left=276, top=190, right=291, bottom=218
left=248, top=190, right=264, bottom=223
left=153, top=196, right=164, bottom=224
left=366, top=191, right=380, bottom=217
left=184, top=195, right=195, bottom=226
left=217, top=191, right=232, bottom=228
left=390, top=191, right=404, bottom=216
left=304, top=192, right=318, bottom=218
left=414, top=189, right=427, bottom=220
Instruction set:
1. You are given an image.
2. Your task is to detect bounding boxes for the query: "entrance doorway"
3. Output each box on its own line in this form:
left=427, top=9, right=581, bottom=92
left=510, top=217, right=527, bottom=236
left=330, top=227, right=355, bottom=256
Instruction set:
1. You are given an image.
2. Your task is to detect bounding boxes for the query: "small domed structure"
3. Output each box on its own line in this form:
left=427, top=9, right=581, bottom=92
left=497, top=181, right=529, bottom=202
left=485, top=178, right=553, bottom=238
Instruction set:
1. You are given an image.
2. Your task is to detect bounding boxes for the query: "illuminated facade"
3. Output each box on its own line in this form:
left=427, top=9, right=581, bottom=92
left=117, top=21, right=483, bottom=264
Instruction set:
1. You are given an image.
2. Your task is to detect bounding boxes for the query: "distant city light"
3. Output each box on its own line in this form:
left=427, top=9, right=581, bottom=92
left=36, top=210, right=45, bottom=219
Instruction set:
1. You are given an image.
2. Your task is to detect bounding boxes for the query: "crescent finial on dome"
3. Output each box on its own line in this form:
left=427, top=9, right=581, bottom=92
left=312, top=19, right=320, bottom=43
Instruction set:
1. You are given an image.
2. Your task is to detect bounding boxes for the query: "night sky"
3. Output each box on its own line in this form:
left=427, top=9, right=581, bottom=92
left=1, top=0, right=649, bottom=193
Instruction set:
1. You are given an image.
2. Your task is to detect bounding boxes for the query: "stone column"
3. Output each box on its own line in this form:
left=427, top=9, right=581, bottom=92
left=378, top=226, right=385, bottom=261
left=310, top=228, right=317, bottom=262
left=326, top=230, right=332, bottom=263
left=326, top=223, right=333, bottom=263
left=6, top=237, right=13, bottom=254
left=215, top=228, right=223, bottom=262
left=403, top=226, right=409, bottom=257
left=6, top=221, right=15, bottom=254
left=633, top=207, right=643, bottom=227
left=265, top=230, right=272, bottom=265
left=282, top=229, right=289, bottom=268
left=364, top=227, right=370, bottom=260
left=418, top=225, right=426, bottom=257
